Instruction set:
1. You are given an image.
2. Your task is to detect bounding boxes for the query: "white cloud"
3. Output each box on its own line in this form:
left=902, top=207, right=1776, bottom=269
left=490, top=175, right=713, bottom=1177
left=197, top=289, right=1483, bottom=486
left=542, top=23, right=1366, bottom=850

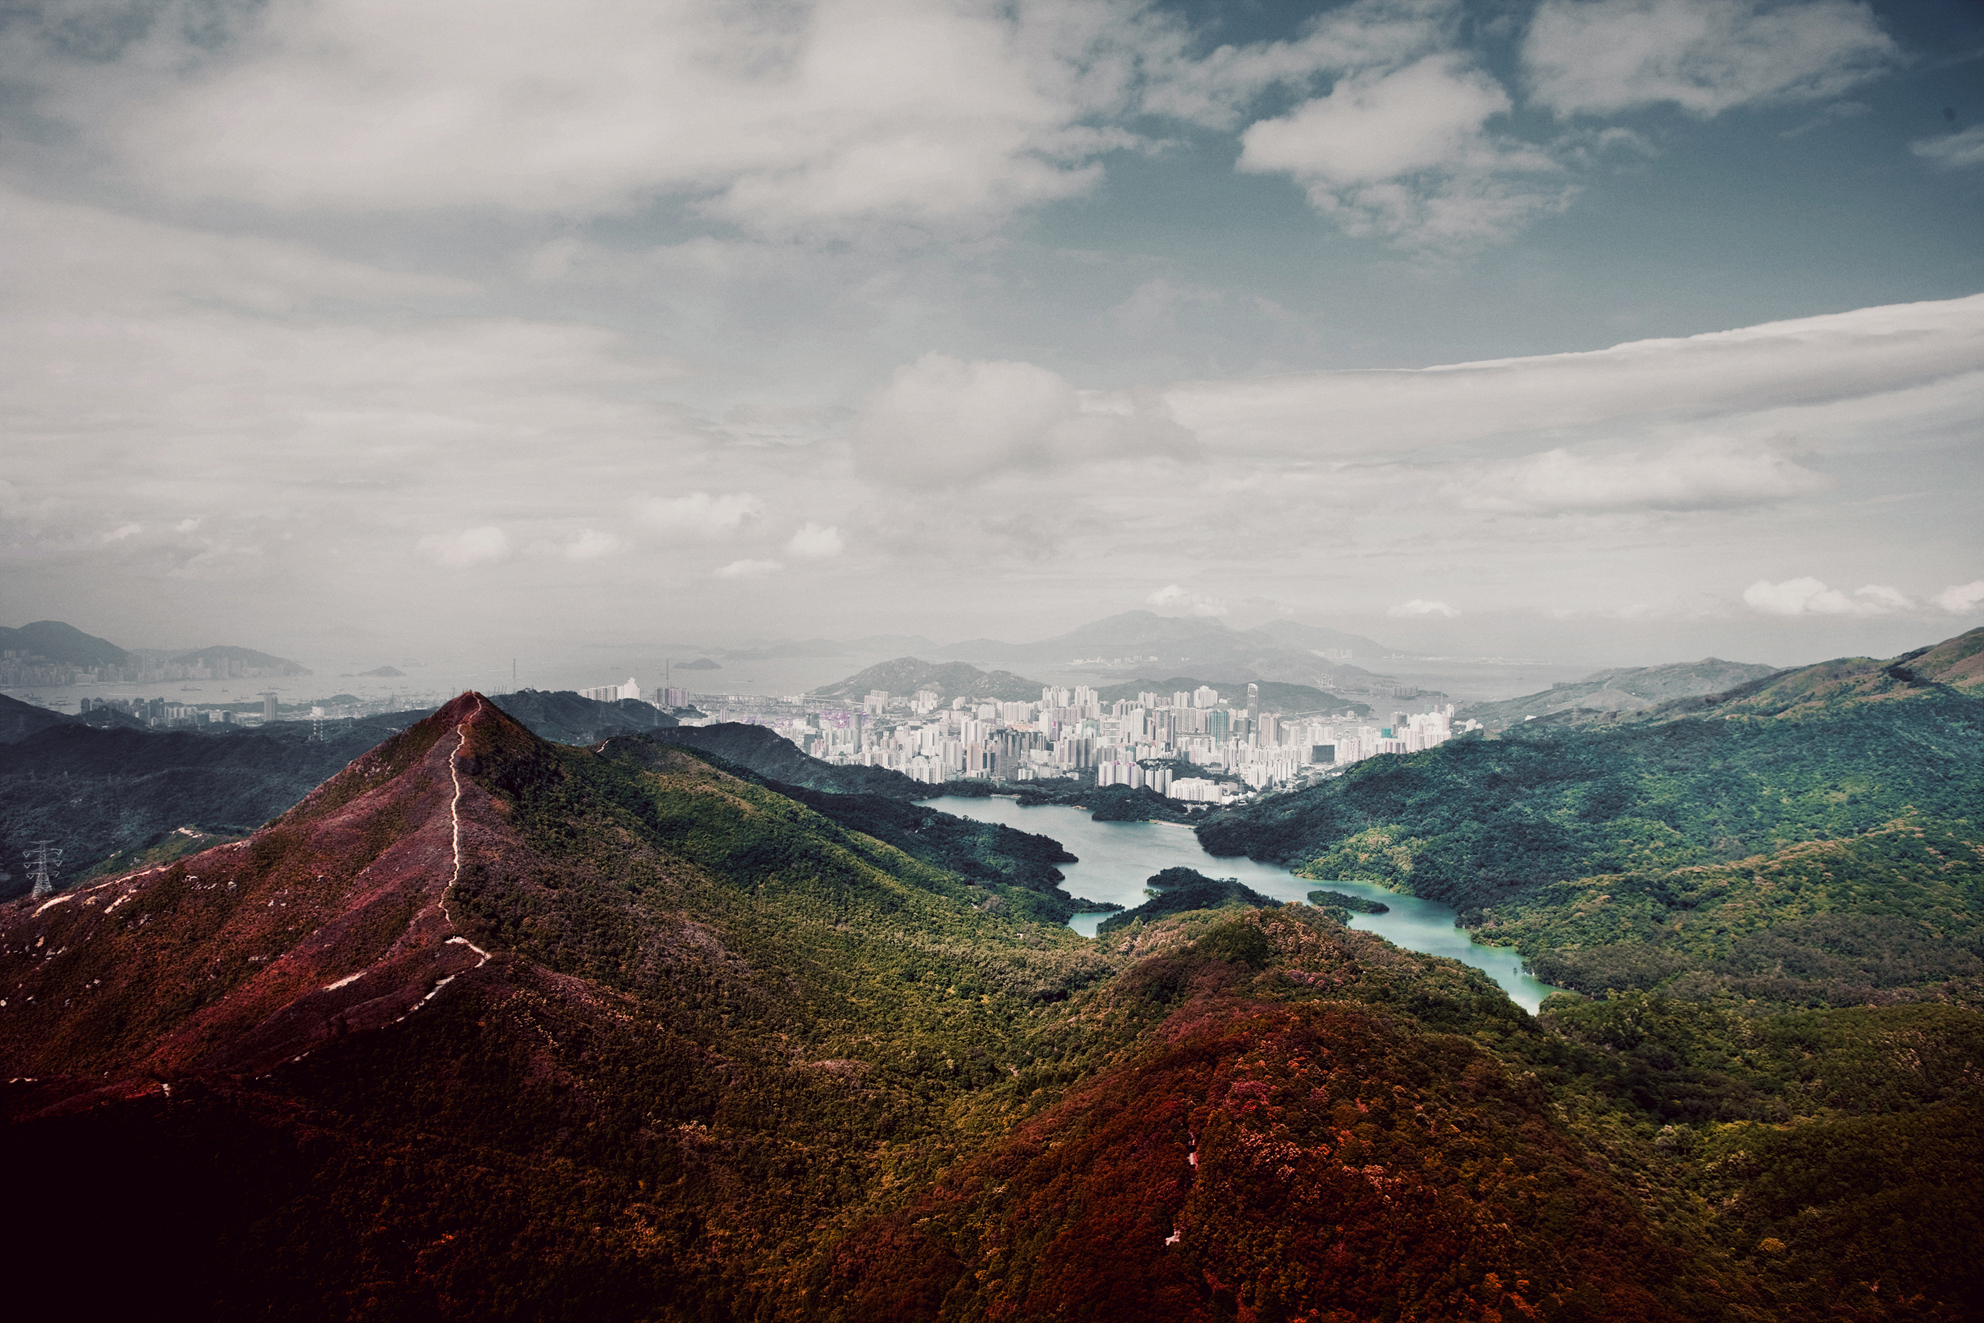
left=103, top=523, right=143, bottom=543
left=714, top=557, right=784, bottom=579
left=417, top=526, right=510, bottom=567
left=1912, top=125, right=1984, bottom=170
left=1742, top=576, right=1909, bottom=616
left=1523, top=0, right=1898, bottom=118
left=852, top=352, right=1192, bottom=488
left=1389, top=598, right=1459, bottom=617
left=1238, top=54, right=1570, bottom=249
left=1163, top=293, right=1984, bottom=458
left=1933, top=580, right=1984, bottom=613
left=638, top=492, right=765, bottom=535
left=1854, top=583, right=1913, bottom=611
left=563, top=529, right=626, bottom=560
left=786, top=522, right=845, bottom=558
left=1108, top=278, right=1222, bottom=334
left=1458, top=439, right=1832, bottom=512
left=1136, top=0, right=1455, bottom=129
left=42, top=0, right=1130, bottom=233
left=1147, top=584, right=1228, bottom=617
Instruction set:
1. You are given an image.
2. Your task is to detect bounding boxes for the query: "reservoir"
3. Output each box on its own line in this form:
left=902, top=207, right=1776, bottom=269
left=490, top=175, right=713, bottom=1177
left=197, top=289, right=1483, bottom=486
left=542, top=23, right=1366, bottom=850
left=927, top=795, right=1563, bottom=1014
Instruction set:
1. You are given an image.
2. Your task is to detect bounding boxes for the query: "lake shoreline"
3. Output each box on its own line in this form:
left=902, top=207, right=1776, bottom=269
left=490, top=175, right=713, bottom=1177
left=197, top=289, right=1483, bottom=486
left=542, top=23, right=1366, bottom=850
left=928, top=796, right=1564, bottom=1014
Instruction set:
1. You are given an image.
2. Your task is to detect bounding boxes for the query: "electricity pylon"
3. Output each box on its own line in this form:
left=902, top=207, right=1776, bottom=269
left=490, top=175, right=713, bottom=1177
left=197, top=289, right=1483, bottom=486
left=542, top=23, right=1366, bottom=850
left=24, top=840, right=61, bottom=899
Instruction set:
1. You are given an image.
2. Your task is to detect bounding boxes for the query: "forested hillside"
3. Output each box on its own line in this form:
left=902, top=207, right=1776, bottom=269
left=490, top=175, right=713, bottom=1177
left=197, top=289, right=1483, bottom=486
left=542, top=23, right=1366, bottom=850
left=3, top=673, right=1979, bottom=1320
left=1200, top=654, right=1984, bottom=916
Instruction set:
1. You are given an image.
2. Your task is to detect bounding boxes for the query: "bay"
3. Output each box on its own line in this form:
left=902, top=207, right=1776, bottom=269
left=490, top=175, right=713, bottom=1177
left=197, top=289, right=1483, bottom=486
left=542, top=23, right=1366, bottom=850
left=927, top=795, right=1563, bottom=1014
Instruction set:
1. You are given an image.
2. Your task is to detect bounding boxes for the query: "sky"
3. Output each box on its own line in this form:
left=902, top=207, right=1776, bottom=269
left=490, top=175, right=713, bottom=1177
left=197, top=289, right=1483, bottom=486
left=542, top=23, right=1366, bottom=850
left=1, top=0, right=1981, bottom=677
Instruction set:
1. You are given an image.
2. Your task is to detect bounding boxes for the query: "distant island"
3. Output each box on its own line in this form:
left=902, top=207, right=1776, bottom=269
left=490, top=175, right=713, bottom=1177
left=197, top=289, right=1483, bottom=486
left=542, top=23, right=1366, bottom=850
left=169, top=645, right=312, bottom=677
left=1096, top=867, right=1280, bottom=933
left=0, top=621, right=308, bottom=686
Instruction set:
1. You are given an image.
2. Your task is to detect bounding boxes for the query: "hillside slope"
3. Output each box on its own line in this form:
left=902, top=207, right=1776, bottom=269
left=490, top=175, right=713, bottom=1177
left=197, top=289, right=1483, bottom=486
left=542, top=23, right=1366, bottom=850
left=647, top=720, right=921, bottom=797
left=487, top=688, right=680, bottom=743
left=1199, top=629, right=1984, bottom=918
left=0, top=692, right=69, bottom=743
left=0, top=712, right=437, bottom=897
left=1461, top=658, right=1782, bottom=731
left=1642, top=626, right=1984, bottom=720
left=0, top=693, right=1779, bottom=1321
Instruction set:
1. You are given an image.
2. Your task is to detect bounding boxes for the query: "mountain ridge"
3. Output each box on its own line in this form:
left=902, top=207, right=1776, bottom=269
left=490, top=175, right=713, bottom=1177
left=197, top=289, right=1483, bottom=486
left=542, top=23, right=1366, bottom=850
left=810, top=656, right=1047, bottom=704
left=4, top=683, right=1978, bottom=1318
left=1460, top=657, right=1784, bottom=730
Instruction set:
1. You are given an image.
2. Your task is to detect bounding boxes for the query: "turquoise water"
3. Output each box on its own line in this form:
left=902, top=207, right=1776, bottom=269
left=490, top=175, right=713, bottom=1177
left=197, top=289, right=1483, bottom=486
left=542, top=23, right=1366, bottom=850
left=926, top=796, right=1563, bottom=1014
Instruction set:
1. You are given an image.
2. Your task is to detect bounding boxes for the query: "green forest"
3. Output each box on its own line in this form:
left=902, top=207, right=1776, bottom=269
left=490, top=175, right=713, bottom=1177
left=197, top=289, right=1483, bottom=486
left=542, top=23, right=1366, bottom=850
left=4, top=634, right=1982, bottom=1320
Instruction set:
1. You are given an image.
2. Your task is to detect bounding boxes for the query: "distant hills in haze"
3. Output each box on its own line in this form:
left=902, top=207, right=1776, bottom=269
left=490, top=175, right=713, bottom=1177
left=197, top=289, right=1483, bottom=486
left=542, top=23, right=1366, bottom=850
left=1459, top=657, right=1783, bottom=731
left=0, top=621, right=308, bottom=677
left=0, top=620, right=131, bottom=668
left=935, top=610, right=1397, bottom=689
left=811, top=658, right=1047, bottom=705
left=167, top=644, right=311, bottom=676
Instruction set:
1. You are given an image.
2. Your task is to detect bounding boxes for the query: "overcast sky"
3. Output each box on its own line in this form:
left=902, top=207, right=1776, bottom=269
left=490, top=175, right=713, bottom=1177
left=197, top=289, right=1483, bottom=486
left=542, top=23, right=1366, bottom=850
left=2, top=0, right=1980, bottom=673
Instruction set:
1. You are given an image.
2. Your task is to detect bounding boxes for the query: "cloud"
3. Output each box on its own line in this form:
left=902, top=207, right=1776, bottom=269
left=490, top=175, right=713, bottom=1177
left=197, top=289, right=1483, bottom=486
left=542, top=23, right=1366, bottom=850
left=103, top=523, right=143, bottom=543
left=852, top=352, right=1193, bottom=488
left=638, top=492, right=765, bottom=535
left=1458, top=439, right=1833, bottom=512
left=1162, top=293, right=1984, bottom=458
left=563, top=529, right=626, bottom=560
left=1912, top=125, right=1984, bottom=170
left=1136, top=0, right=1454, bottom=129
left=786, top=522, right=845, bottom=558
left=1147, top=584, right=1228, bottom=617
left=1237, top=54, right=1571, bottom=250
left=38, top=0, right=1130, bottom=233
left=1108, top=278, right=1222, bottom=334
left=1779, top=99, right=1870, bottom=138
left=1523, top=0, right=1898, bottom=118
left=1933, top=580, right=1984, bottom=613
left=1742, top=576, right=1910, bottom=616
left=714, top=558, right=784, bottom=579
left=417, top=526, right=510, bottom=567
left=1389, top=598, right=1459, bottom=617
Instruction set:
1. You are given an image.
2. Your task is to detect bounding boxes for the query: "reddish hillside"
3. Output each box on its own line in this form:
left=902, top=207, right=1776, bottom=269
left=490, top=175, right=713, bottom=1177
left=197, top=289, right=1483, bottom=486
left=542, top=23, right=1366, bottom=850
left=816, top=914, right=1730, bottom=1323
left=0, top=693, right=1856, bottom=1320
left=1, top=695, right=513, bottom=1106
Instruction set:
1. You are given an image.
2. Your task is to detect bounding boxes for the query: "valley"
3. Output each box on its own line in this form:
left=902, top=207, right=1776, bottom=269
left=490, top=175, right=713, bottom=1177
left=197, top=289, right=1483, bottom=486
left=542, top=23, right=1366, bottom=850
left=2, top=628, right=1981, bottom=1320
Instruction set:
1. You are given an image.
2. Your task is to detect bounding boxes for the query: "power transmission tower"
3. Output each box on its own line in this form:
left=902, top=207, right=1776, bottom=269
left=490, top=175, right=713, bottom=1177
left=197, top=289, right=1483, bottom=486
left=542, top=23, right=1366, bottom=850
left=24, top=840, right=62, bottom=899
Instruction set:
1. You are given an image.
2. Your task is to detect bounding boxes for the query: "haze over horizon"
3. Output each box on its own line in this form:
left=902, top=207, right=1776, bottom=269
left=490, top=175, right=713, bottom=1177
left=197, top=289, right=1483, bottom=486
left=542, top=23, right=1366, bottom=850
left=3, top=0, right=1980, bottom=673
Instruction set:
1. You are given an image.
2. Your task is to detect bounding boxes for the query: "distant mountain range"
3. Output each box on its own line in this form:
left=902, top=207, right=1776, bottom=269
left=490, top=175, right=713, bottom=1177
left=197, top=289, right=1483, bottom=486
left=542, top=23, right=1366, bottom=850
left=0, top=620, right=309, bottom=675
left=0, top=620, right=131, bottom=668
left=934, top=610, right=1399, bottom=689
left=811, top=657, right=1047, bottom=704
left=167, top=644, right=311, bottom=676
left=1458, top=657, right=1783, bottom=731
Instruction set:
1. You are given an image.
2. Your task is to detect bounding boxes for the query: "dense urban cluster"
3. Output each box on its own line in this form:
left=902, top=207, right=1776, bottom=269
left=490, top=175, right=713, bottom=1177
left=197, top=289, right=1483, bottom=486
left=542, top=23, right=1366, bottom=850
left=679, top=682, right=1472, bottom=803
left=1, top=645, right=305, bottom=690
